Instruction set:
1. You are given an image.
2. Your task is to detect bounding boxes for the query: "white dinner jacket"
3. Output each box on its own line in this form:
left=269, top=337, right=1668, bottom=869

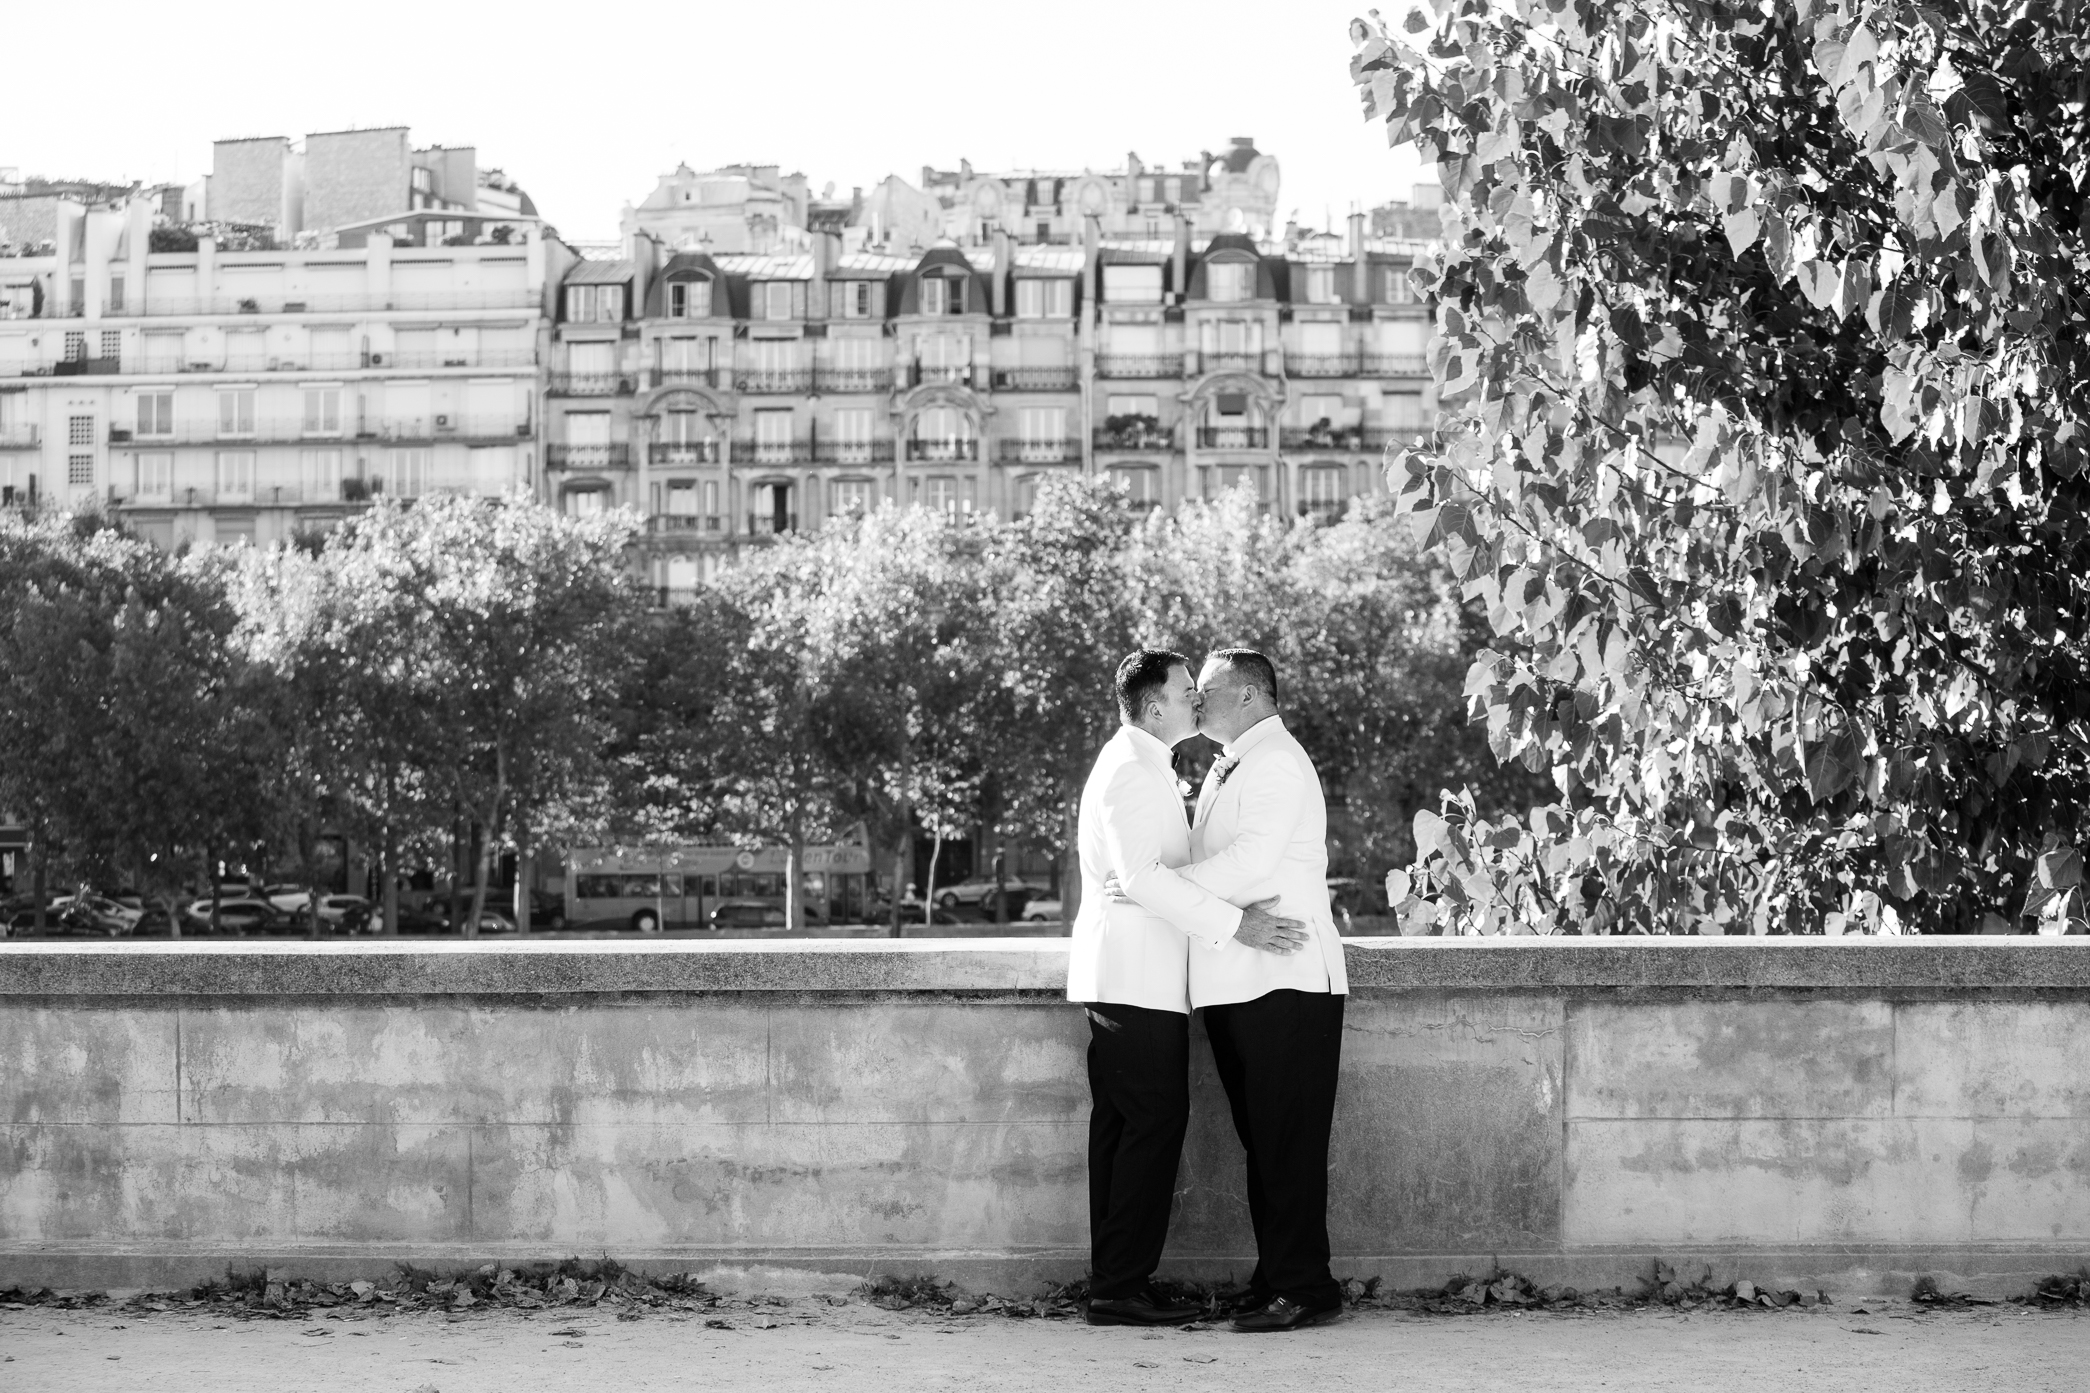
left=1065, top=724, right=1241, bottom=1015
left=1180, top=715, right=1349, bottom=1008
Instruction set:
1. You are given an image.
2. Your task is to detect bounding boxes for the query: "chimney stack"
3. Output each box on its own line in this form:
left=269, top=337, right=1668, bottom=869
left=1172, top=213, right=1191, bottom=305
left=1349, top=210, right=1368, bottom=303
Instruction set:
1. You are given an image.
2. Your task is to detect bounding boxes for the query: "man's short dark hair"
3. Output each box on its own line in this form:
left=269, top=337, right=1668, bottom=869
left=1116, top=648, right=1191, bottom=725
left=1208, top=648, right=1279, bottom=707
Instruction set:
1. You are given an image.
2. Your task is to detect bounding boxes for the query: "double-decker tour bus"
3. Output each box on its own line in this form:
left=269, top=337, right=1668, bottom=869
left=560, top=840, right=874, bottom=932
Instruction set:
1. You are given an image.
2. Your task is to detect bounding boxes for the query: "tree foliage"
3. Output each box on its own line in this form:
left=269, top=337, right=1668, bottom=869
left=1352, top=0, right=2090, bottom=933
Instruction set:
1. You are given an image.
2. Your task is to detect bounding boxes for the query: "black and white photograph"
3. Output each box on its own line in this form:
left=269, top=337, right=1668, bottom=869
left=0, top=0, right=2085, bottom=1388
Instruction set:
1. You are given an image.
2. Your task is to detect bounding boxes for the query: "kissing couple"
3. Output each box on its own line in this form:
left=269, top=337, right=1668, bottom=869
left=1067, top=647, right=1349, bottom=1333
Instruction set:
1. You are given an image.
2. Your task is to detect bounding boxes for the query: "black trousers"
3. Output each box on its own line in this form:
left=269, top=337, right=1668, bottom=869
left=1202, top=989, right=1345, bottom=1308
left=1084, top=1000, right=1190, bottom=1300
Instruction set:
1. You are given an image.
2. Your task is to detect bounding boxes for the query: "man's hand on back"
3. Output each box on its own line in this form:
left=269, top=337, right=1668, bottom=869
left=1235, top=897, right=1309, bottom=955
left=1094, top=877, right=1308, bottom=956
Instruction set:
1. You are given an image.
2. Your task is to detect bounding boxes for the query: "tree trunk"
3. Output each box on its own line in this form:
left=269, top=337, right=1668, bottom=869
left=207, top=845, right=221, bottom=935
left=1058, top=797, right=1081, bottom=931
left=381, top=819, right=400, bottom=937
left=31, top=845, right=46, bottom=935
left=887, top=835, right=907, bottom=939
left=514, top=838, right=532, bottom=935
left=785, top=824, right=805, bottom=931
left=923, top=829, right=943, bottom=929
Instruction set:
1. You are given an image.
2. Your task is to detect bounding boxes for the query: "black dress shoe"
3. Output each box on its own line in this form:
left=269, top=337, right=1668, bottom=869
left=1085, top=1286, right=1204, bottom=1326
left=1230, top=1295, right=1340, bottom=1332
left=1223, top=1289, right=1272, bottom=1317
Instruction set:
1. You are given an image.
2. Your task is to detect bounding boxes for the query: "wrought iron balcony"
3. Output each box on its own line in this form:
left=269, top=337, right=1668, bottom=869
left=1093, top=423, right=1175, bottom=453
left=734, top=439, right=817, bottom=465
left=1190, top=350, right=1276, bottom=376
left=906, top=438, right=979, bottom=463
left=909, top=362, right=976, bottom=388
left=1096, top=354, right=1184, bottom=379
left=736, top=368, right=814, bottom=394
left=991, top=366, right=1078, bottom=391
left=550, top=372, right=634, bottom=396
left=654, top=366, right=723, bottom=389
left=814, top=367, right=894, bottom=393
left=647, top=514, right=726, bottom=534
left=649, top=440, right=722, bottom=465
left=1361, top=354, right=1429, bottom=377
left=1195, top=426, right=1270, bottom=450
left=1280, top=425, right=1426, bottom=452
left=997, top=438, right=1081, bottom=464
left=100, top=416, right=530, bottom=448
left=547, top=443, right=632, bottom=469
left=814, top=440, right=897, bottom=464
left=1286, top=353, right=1358, bottom=378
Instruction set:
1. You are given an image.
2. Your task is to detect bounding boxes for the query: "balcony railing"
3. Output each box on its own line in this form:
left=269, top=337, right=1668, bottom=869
left=53, top=358, right=122, bottom=377
left=1189, top=350, right=1279, bottom=376
left=734, top=439, right=817, bottom=465
left=1093, top=424, right=1174, bottom=453
left=649, top=440, right=723, bottom=465
left=647, top=514, right=726, bottom=535
left=813, top=367, right=894, bottom=393
left=654, top=587, right=704, bottom=608
left=736, top=368, right=814, bottom=394
left=117, top=479, right=397, bottom=509
left=104, top=417, right=533, bottom=448
left=550, top=372, right=635, bottom=396
left=1196, top=426, right=1270, bottom=450
left=1286, top=354, right=1357, bottom=378
left=0, top=424, right=39, bottom=449
left=103, top=290, right=545, bottom=318
left=653, top=367, right=723, bottom=389
left=1362, top=354, right=1429, bottom=377
left=991, top=366, right=1078, bottom=391
left=1096, top=354, right=1184, bottom=379
left=746, top=512, right=799, bottom=536
left=906, top=438, right=979, bottom=463
left=547, top=443, right=632, bottom=469
left=1280, top=424, right=1428, bottom=453
left=997, top=438, right=1081, bottom=464
left=909, top=362, right=975, bottom=388
left=814, top=440, right=897, bottom=464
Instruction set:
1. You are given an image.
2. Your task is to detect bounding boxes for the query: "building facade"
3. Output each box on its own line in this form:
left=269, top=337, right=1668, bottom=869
left=0, top=197, right=569, bottom=546
left=541, top=206, right=1432, bottom=600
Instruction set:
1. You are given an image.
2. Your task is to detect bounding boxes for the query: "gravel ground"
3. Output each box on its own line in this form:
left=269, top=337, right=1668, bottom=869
left=1, top=1295, right=2081, bottom=1392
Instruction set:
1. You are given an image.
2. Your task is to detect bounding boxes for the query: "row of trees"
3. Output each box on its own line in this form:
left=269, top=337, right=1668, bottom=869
left=0, top=481, right=1515, bottom=934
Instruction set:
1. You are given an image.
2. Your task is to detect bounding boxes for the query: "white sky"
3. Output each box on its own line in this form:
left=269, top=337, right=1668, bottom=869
left=3, top=0, right=1427, bottom=242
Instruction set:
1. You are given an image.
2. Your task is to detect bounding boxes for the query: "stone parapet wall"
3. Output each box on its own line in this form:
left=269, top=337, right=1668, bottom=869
left=2, top=938, right=2085, bottom=1296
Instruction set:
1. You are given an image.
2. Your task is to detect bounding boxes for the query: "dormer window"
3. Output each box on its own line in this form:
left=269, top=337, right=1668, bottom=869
left=565, top=284, right=624, bottom=322
left=1302, top=266, right=1337, bottom=305
left=667, top=277, right=712, bottom=319
left=1207, top=260, right=1255, bottom=303
left=920, top=272, right=967, bottom=316
left=753, top=281, right=803, bottom=321
left=1015, top=279, right=1073, bottom=319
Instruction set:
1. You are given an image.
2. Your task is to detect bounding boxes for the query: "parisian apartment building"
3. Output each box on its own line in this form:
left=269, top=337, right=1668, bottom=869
left=0, top=134, right=1437, bottom=569
left=0, top=129, right=559, bottom=547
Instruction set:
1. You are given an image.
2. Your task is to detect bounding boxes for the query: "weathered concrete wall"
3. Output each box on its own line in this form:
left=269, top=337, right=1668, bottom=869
left=1, top=939, right=2085, bottom=1296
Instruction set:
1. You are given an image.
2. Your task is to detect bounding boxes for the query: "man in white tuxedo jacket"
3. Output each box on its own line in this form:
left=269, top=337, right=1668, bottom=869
left=1066, top=649, right=1308, bottom=1328
left=1173, top=648, right=1349, bottom=1332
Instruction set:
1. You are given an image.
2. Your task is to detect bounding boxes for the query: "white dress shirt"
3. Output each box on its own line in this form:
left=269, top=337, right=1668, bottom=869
left=1180, top=715, right=1348, bottom=1008
left=1065, top=724, right=1240, bottom=1014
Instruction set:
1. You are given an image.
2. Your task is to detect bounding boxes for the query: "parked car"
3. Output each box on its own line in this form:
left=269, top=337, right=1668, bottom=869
left=1020, top=897, right=1064, bottom=923
left=927, top=877, right=1049, bottom=910
left=51, top=892, right=153, bottom=938
left=180, top=896, right=287, bottom=935
left=367, top=903, right=453, bottom=936
left=710, top=900, right=787, bottom=930
left=285, top=894, right=373, bottom=933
